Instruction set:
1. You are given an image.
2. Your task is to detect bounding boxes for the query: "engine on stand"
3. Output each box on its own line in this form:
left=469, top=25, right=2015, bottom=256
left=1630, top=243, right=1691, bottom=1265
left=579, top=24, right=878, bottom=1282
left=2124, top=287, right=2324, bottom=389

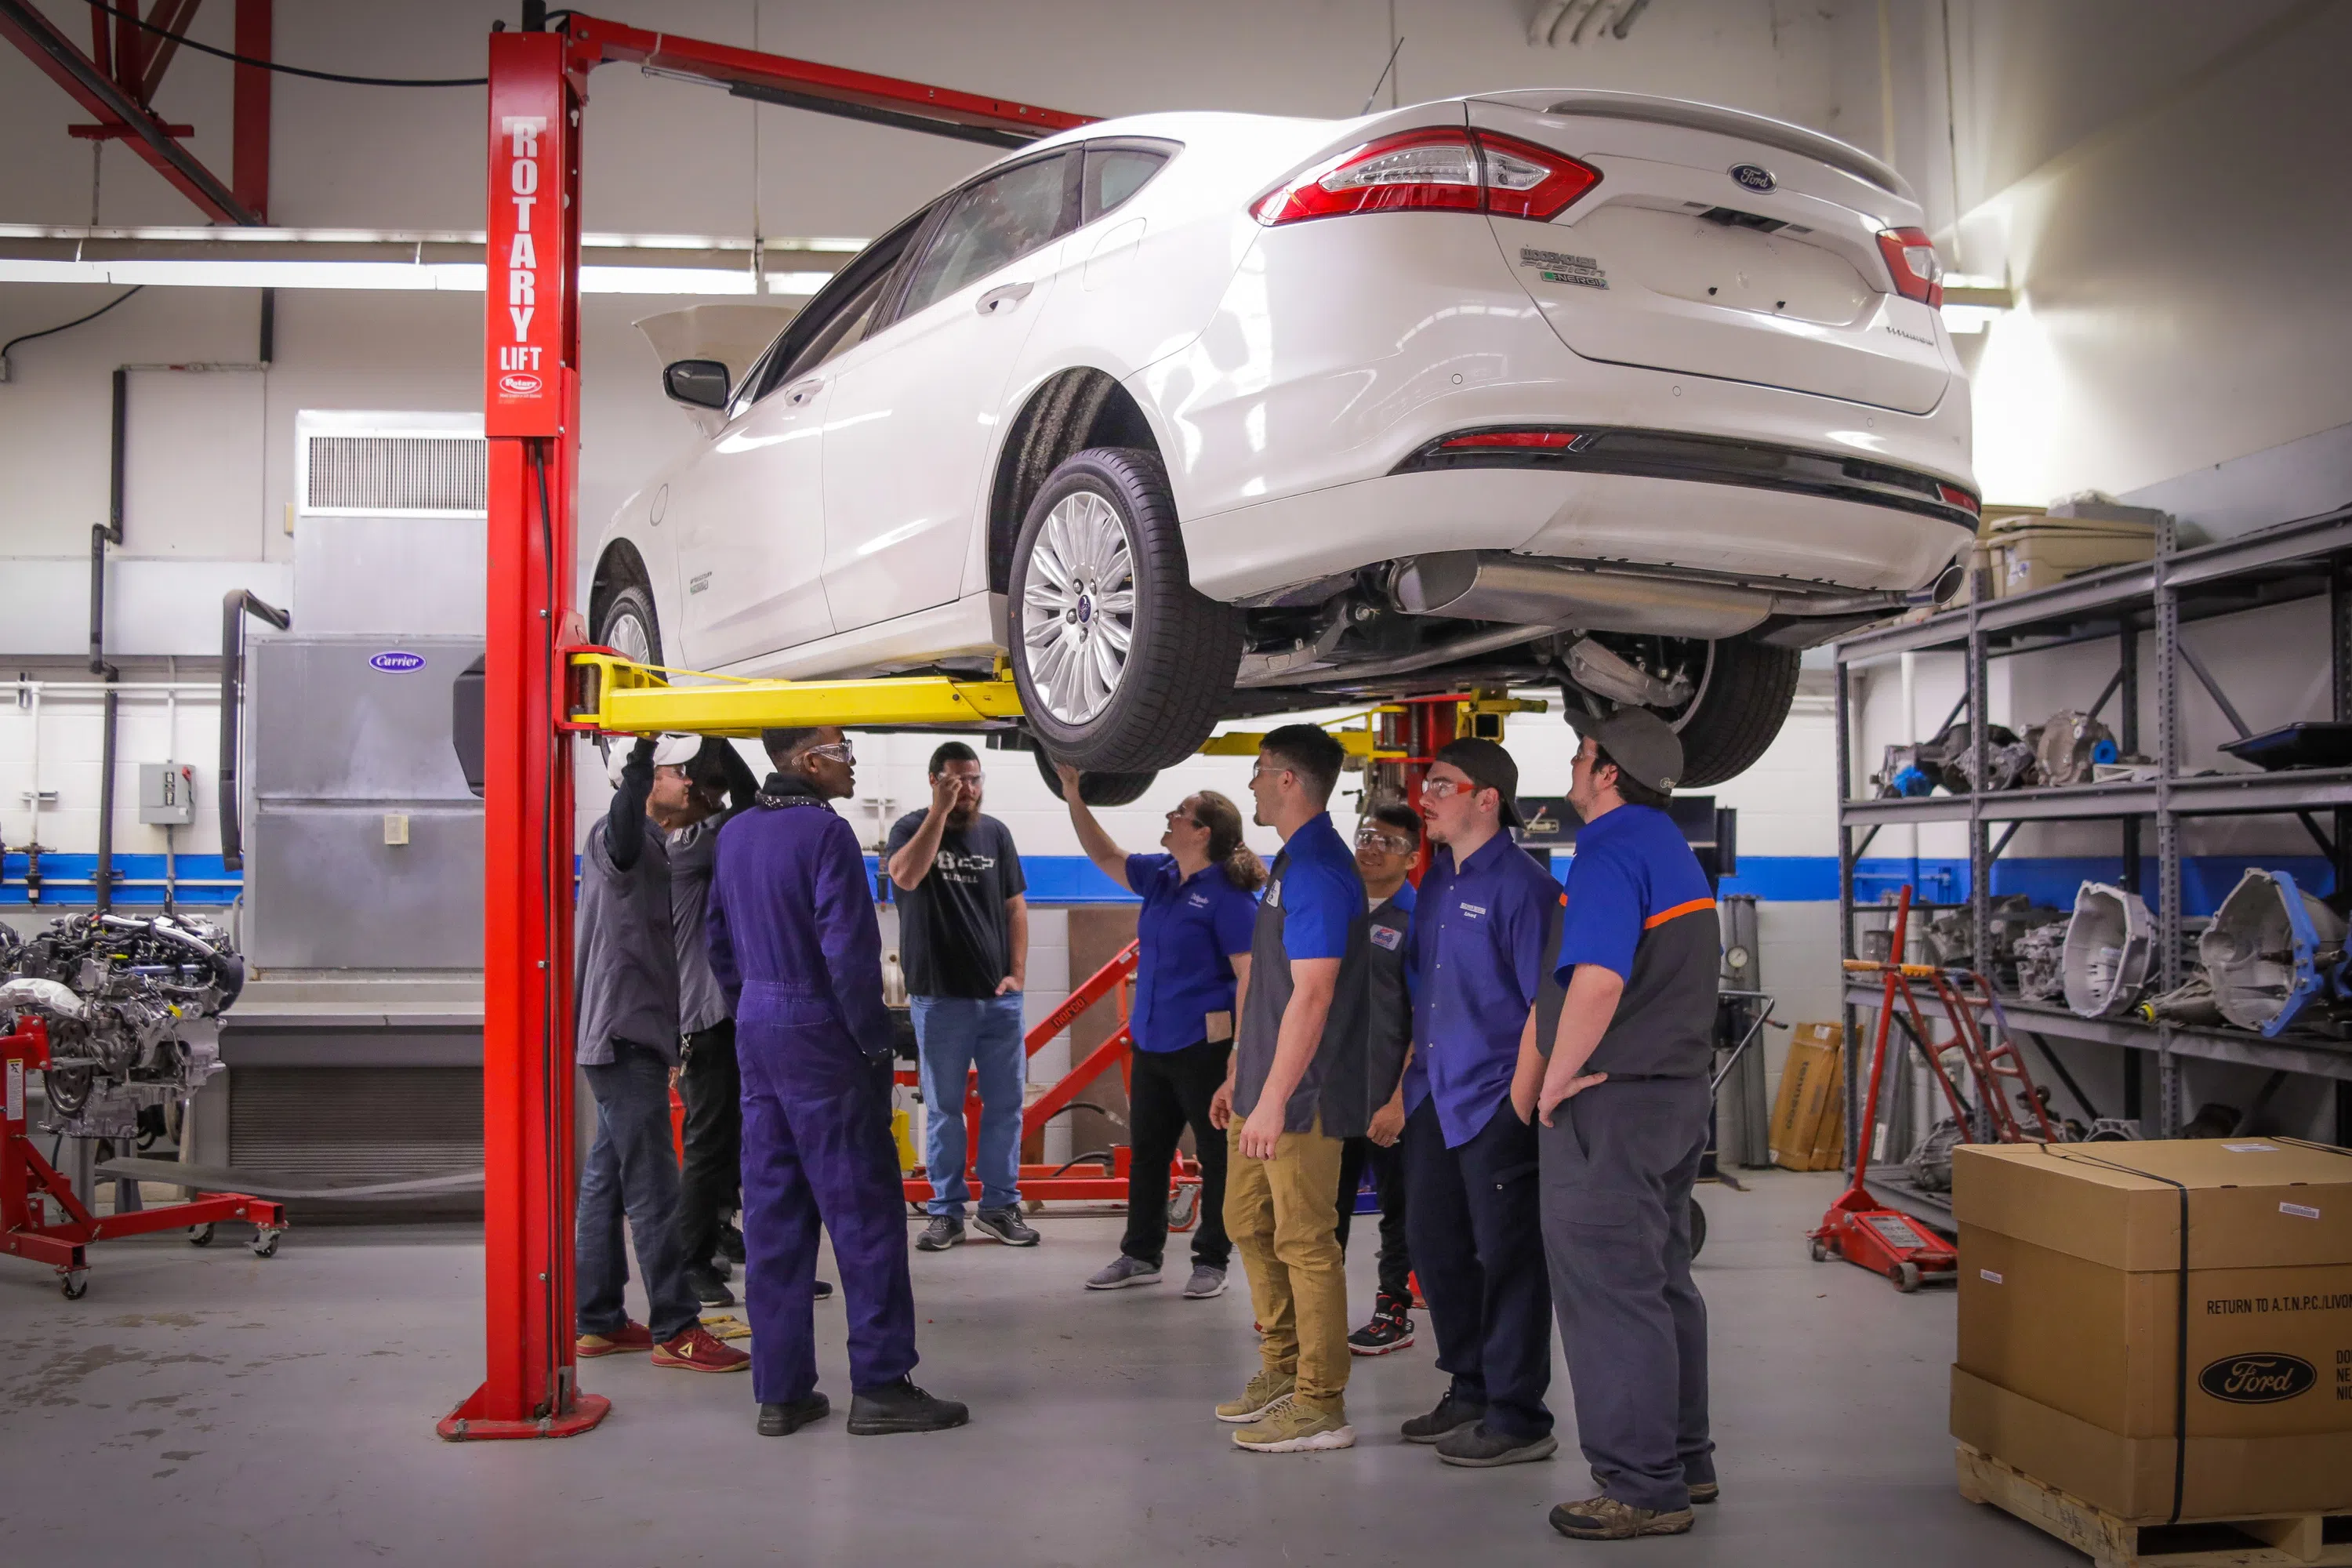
left=1, top=914, right=284, bottom=1297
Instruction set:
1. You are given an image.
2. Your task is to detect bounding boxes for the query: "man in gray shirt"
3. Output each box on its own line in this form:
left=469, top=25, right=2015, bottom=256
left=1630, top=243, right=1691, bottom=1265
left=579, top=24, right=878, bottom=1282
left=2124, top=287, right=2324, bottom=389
left=572, top=734, right=748, bottom=1375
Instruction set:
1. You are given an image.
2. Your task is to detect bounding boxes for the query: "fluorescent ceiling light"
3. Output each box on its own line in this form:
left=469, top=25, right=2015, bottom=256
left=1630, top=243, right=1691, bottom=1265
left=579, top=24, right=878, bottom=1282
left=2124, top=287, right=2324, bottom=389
left=0, top=258, right=829, bottom=296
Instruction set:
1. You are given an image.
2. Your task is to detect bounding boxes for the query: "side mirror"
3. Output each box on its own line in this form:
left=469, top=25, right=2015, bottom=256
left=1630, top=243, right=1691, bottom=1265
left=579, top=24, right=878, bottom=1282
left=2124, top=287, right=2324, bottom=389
left=662, top=358, right=731, bottom=409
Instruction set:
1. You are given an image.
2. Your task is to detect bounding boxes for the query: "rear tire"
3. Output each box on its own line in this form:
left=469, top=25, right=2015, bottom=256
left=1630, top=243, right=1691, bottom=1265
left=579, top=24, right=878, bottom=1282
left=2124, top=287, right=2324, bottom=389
left=1008, top=448, right=1240, bottom=772
left=1031, top=745, right=1157, bottom=808
left=1659, top=638, right=1801, bottom=788
left=596, top=580, right=663, bottom=669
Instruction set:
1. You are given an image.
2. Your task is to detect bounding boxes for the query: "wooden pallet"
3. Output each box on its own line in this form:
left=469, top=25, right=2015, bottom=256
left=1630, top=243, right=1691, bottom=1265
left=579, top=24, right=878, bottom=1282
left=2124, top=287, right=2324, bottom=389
left=1956, top=1445, right=2352, bottom=1567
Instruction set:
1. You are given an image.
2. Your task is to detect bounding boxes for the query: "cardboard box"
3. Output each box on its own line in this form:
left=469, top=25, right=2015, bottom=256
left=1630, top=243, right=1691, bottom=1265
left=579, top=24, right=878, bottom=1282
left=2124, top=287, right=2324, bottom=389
left=1951, top=1139, right=2352, bottom=1519
left=1768, top=1024, right=1843, bottom=1171
left=1989, top=518, right=2156, bottom=597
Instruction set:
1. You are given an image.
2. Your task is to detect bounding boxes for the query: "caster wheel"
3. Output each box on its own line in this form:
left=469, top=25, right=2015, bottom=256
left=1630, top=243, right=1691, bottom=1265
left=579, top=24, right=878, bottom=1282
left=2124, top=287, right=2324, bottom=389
left=1895, top=1261, right=1922, bottom=1294
left=188, top=1224, right=214, bottom=1247
left=61, top=1271, right=89, bottom=1300
left=250, top=1229, right=281, bottom=1259
left=1689, top=1199, right=1708, bottom=1261
left=1808, top=1236, right=1830, bottom=1263
left=1167, top=1183, right=1201, bottom=1233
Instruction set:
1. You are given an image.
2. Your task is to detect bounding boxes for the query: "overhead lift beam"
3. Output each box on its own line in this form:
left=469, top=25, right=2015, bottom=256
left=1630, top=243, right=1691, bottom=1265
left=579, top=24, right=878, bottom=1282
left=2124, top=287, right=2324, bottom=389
left=447, top=5, right=1089, bottom=1443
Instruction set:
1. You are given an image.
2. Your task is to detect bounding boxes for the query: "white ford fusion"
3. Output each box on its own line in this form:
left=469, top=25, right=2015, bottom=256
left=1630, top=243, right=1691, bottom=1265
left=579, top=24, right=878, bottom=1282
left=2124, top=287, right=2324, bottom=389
left=593, top=89, right=1975, bottom=790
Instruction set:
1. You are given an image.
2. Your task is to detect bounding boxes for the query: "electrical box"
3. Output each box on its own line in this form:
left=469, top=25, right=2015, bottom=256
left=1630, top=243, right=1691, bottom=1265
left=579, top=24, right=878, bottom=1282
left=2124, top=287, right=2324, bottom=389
left=138, top=762, right=196, bottom=826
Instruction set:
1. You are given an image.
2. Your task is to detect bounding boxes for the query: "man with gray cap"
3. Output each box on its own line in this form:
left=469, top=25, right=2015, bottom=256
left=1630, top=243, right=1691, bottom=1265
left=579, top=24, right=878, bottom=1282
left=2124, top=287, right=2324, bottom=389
left=1526, top=708, right=1719, bottom=1541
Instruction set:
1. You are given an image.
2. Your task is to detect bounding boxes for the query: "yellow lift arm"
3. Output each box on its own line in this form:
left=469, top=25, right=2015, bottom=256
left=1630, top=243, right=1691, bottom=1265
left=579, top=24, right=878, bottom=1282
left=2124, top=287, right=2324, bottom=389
left=563, top=650, right=1024, bottom=738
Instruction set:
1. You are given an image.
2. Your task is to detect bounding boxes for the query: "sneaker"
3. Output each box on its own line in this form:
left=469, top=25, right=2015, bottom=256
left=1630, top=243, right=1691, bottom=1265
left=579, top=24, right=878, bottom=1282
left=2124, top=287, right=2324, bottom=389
left=1086, top=1255, right=1161, bottom=1290
left=916, top=1216, right=964, bottom=1251
left=972, top=1207, right=1040, bottom=1247
left=757, top=1394, right=830, bottom=1436
left=652, top=1324, right=752, bottom=1374
left=1436, top=1423, right=1559, bottom=1468
left=717, top=1224, right=746, bottom=1265
left=1548, top=1496, right=1694, bottom=1540
left=815, top=1279, right=835, bottom=1301
left=707, top=1254, right=734, bottom=1281
left=847, top=1377, right=970, bottom=1436
left=1688, top=1480, right=1719, bottom=1504
left=1400, top=1388, right=1486, bottom=1443
left=575, top=1321, right=652, bottom=1358
left=1348, top=1292, right=1416, bottom=1356
left=1232, top=1394, right=1355, bottom=1453
left=1181, top=1265, right=1229, bottom=1299
left=1215, top=1367, right=1296, bottom=1424
left=685, top=1265, right=735, bottom=1308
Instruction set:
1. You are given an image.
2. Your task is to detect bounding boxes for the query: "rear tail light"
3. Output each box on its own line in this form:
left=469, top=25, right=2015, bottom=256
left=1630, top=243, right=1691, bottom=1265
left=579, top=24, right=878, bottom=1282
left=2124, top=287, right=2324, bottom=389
left=1936, top=482, right=1979, bottom=516
left=1254, top=129, right=1599, bottom=227
left=1875, top=227, right=1945, bottom=309
left=1439, top=429, right=1582, bottom=450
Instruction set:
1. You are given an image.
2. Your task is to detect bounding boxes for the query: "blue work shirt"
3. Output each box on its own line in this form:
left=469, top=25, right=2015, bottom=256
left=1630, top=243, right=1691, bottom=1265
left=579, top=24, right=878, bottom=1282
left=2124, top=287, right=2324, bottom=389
left=1548, top=802, right=1719, bottom=1080
left=1127, top=853, right=1258, bottom=1054
left=1404, top=831, right=1564, bottom=1147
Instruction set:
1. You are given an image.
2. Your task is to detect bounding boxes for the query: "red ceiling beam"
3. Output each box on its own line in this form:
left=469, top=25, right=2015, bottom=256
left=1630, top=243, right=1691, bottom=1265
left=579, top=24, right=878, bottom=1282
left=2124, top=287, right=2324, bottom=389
left=0, top=0, right=256, bottom=224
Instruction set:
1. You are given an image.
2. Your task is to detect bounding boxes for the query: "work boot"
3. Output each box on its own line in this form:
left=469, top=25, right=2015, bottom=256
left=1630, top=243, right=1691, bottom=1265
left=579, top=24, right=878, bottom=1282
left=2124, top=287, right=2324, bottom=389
left=1232, top=1395, right=1355, bottom=1453
left=916, top=1216, right=964, bottom=1251
left=1348, top=1290, right=1415, bottom=1356
left=1085, top=1255, right=1161, bottom=1290
left=1181, top=1264, right=1229, bottom=1299
left=652, top=1324, right=751, bottom=1374
left=1688, top=1481, right=1719, bottom=1504
left=685, top=1264, right=735, bottom=1308
left=846, top=1377, right=969, bottom=1436
left=1548, top=1496, right=1695, bottom=1541
left=575, top=1320, right=652, bottom=1358
left=717, top=1223, right=746, bottom=1265
left=1436, top=1423, right=1559, bottom=1468
left=973, top=1207, right=1040, bottom=1247
left=1215, top=1367, right=1296, bottom=1424
left=1400, top=1386, right=1486, bottom=1443
left=757, top=1394, right=830, bottom=1436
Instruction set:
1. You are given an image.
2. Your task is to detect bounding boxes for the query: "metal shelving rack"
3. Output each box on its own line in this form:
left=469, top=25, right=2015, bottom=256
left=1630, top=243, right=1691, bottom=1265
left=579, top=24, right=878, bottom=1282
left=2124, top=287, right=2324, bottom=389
left=1831, top=504, right=2352, bottom=1141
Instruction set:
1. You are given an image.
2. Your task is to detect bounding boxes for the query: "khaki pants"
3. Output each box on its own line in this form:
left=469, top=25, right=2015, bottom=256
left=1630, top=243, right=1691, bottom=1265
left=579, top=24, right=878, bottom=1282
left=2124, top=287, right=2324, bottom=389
left=1224, top=1120, right=1349, bottom=1408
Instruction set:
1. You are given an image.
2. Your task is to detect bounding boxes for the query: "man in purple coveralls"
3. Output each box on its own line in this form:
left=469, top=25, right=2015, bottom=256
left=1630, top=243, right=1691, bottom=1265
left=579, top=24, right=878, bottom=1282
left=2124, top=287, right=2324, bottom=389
left=707, top=724, right=968, bottom=1439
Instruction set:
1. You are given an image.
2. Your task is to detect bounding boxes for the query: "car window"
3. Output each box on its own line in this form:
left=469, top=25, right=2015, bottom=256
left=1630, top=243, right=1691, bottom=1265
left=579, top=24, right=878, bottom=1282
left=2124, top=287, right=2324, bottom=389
left=893, top=152, right=1075, bottom=321
left=1083, top=143, right=1172, bottom=223
left=770, top=267, right=892, bottom=390
left=726, top=206, right=931, bottom=416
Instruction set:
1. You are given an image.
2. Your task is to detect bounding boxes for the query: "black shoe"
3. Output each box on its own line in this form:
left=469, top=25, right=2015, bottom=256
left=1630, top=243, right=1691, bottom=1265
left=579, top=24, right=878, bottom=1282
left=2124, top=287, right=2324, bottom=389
left=1400, top=1388, right=1487, bottom=1443
left=847, top=1377, right=970, bottom=1436
left=718, top=1225, right=746, bottom=1265
left=757, top=1394, right=829, bottom=1436
left=709, top=1254, right=734, bottom=1282
left=814, top=1279, right=835, bottom=1301
left=916, top=1217, right=964, bottom=1251
left=1435, top=1422, right=1559, bottom=1468
left=685, top=1265, right=735, bottom=1308
left=971, top=1207, right=1040, bottom=1247
left=1348, top=1291, right=1417, bottom=1356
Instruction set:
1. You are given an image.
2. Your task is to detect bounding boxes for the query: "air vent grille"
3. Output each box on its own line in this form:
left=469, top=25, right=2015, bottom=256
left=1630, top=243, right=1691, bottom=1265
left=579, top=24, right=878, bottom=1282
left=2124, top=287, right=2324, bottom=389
left=303, top=434, right=487, bottom=516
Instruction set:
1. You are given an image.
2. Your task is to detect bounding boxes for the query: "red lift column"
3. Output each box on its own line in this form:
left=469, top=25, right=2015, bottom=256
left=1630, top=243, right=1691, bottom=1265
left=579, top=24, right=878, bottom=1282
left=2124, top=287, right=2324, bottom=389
left=441, top=29, right=601, bottom=1441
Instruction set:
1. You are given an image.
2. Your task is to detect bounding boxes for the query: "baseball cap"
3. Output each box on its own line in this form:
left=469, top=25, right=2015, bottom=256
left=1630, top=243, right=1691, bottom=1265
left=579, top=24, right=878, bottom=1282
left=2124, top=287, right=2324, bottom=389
left=604, top=733, right=701, bottom=788
left=1432, top=737, right=1526, bottom=829
left=1574, top=708, right=1684, bottom=794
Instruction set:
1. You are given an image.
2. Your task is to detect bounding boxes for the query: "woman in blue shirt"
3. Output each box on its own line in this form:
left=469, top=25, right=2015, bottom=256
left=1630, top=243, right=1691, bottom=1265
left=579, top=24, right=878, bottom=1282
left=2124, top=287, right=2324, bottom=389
left=1057, top=763, right=1263, bottom=1300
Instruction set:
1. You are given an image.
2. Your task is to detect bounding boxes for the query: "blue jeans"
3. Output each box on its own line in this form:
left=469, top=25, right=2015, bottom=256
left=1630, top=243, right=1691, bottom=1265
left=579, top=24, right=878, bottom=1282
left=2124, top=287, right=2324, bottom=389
left=913, top=993, right=1026, bottom=1218
left=576, top=1037, right=700, bottom=1345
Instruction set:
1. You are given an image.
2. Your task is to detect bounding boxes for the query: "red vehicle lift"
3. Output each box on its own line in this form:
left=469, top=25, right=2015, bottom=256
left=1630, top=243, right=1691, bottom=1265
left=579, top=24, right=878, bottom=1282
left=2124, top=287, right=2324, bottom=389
left=2, top=1018, right=286, bottom=1299
left=444, top=6, right=1091, bottom=1441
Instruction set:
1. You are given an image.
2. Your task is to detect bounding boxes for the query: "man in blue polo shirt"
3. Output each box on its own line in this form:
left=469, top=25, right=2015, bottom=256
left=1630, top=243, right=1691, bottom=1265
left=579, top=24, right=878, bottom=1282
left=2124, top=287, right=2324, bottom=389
left=1397, top=738, right=1560, bottom=1468
left=1530, top=708, right=1719, bottom=1542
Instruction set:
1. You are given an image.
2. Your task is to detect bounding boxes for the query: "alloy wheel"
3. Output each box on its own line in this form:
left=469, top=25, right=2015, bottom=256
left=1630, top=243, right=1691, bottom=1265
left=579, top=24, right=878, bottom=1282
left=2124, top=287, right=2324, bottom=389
left=1020, top=489, right=1136, bottom=725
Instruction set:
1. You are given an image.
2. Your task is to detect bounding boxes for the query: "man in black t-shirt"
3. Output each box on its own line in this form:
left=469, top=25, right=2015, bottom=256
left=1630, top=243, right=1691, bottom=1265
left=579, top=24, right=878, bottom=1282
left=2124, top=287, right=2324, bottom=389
left=886, top=742, right=1035, bottom=1253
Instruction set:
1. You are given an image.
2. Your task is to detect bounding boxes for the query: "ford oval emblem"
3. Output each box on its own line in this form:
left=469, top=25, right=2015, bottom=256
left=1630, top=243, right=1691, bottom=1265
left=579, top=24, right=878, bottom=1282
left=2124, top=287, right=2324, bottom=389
left=499, top=372, right=543, bottom=396
left=1730, top=163, right=1776, bottom=194
left=369, top=651, right=427, bottom=673
left=2198, top=1352, right=2315, bottom=1404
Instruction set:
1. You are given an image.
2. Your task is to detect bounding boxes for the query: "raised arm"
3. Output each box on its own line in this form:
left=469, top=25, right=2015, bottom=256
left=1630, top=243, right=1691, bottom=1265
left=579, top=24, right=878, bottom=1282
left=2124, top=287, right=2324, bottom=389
left=887, top=770, right=965, bottom=890
left=1055, top=763, right=1134, bottom=891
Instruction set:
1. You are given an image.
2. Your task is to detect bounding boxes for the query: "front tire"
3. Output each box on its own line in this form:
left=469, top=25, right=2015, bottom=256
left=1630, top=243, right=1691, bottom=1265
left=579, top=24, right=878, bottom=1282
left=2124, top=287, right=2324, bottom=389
left=1008, top=448, right=1240, bottom=773
left=596, top=580, right=663, bottom=669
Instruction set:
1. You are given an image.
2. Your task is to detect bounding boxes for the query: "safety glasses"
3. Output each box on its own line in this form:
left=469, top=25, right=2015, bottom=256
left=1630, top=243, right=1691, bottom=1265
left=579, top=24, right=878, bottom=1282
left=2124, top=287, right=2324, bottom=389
left=806, top=741, right=856, bottom=766
left=1355, top=829, right=1417, bottom=855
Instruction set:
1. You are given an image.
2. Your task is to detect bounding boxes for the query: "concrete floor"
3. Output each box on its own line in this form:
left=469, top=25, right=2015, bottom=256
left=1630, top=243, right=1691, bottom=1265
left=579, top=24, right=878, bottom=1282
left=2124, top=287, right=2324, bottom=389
left=0, top=1168, right=2075, bottom=1566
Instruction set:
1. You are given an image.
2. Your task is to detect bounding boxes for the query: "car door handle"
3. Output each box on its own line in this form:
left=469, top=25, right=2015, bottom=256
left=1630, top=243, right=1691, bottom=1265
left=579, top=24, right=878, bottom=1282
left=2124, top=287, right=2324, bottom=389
left=783, top=377, right=823, bottom=407
left=976, top=281, right=1034, bottom=316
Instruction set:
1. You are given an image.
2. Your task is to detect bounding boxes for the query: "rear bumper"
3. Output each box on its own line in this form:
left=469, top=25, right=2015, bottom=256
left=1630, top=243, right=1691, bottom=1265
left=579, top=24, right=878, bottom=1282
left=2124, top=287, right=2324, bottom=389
left=1181, top=463, right=1974, bottom=604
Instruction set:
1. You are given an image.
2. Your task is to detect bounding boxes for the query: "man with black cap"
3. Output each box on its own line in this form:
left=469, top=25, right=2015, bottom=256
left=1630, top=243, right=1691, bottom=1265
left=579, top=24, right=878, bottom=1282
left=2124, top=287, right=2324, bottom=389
left=1396, top=737, right=1563, bottom=1468
left=1528, top=708, right=1719, bottom=1541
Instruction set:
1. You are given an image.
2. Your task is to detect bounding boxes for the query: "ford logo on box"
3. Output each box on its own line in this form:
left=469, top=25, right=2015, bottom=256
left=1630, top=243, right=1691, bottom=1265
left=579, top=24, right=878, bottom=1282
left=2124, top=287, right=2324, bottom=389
left=1729, top=163, right=1776, bottom=194
left=2198, top=1352, right=2316, bottom=1403
left=369, top=651, right=427, bottom=673
left=499, top=372, right=543, bottom=396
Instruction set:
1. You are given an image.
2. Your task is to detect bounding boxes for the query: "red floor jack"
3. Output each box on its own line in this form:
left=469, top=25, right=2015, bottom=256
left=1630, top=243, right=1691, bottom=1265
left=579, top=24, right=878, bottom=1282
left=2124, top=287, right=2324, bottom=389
left=3, top=1018, right=286, bottom=1299
left=1810, top=887, right=1959, bottom=1293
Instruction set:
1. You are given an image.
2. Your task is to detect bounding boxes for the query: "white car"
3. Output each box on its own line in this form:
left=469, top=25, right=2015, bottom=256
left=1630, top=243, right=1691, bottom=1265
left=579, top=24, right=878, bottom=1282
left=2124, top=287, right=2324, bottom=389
left=592, top=89, right=1976, bottom=790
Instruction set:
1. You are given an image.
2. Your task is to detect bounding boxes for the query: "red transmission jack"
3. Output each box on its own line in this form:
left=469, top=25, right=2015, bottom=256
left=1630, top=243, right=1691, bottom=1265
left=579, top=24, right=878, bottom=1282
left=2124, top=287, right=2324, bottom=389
left=1809, top=885, right=1959, bottom=1293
